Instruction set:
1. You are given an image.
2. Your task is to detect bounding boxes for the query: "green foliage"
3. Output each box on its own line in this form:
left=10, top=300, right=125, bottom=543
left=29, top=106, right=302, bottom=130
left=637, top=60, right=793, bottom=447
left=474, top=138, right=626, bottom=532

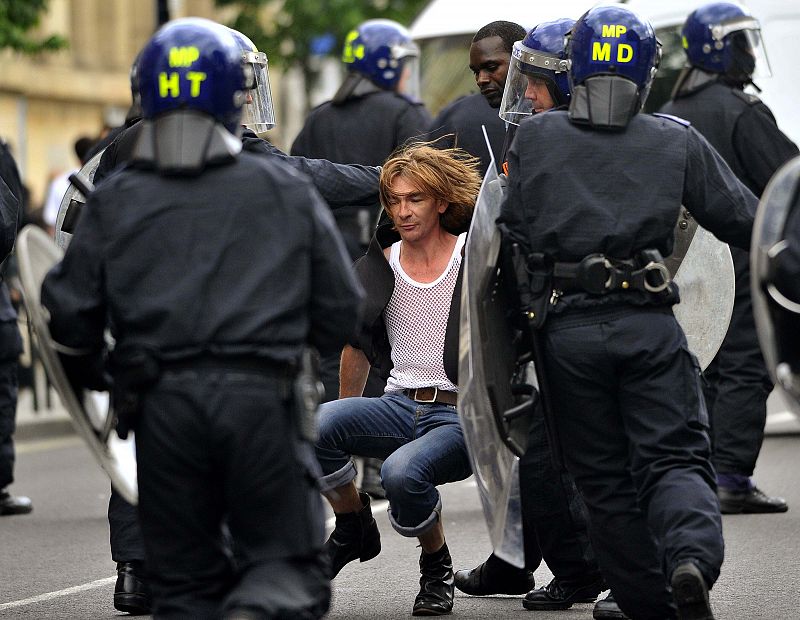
left=0, top=0, right=67, bottom=54
left=216, top=0, right=428, bottom=70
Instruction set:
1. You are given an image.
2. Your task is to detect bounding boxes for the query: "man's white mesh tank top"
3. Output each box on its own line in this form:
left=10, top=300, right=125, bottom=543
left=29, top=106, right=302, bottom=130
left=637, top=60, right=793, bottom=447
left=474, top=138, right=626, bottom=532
left=384, top=233, right=466, bottom=394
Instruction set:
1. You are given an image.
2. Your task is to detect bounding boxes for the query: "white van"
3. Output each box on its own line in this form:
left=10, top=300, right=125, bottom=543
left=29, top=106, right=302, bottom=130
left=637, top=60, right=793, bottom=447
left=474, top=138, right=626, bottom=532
left=410, top=0, right=799, bottom=144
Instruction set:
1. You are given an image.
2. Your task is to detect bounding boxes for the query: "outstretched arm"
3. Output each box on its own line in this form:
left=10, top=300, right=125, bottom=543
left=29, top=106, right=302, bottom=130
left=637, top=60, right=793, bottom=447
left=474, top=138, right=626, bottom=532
left=339, top=344, right=370, bottom=398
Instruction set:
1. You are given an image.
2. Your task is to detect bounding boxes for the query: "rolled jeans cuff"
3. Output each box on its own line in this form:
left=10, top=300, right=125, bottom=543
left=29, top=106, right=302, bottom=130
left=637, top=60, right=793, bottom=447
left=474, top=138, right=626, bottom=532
left=318, top=459, right=357, bottom=493
left=388, top=496, right=442, bottom=538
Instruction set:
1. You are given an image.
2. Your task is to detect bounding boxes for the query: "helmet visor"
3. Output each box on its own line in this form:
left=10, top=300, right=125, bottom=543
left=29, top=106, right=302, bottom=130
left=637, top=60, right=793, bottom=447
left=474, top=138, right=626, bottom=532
left=715, top=17, right=772, bottom=78
left=394, top=47, right=421, bottom=101
left=500, top=41, right=568, bottom=125
left=241, top=51, right=276, bottom=133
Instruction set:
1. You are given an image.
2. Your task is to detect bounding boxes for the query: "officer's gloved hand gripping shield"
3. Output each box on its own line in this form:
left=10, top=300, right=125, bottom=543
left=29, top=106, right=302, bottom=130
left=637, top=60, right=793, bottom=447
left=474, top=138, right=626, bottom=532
left=751, top=156, right=800, bottom=416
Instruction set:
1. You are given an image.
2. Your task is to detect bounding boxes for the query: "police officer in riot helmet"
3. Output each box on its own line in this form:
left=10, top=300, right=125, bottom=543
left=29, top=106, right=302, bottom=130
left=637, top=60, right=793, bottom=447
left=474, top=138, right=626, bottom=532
left=497, top=17, right=574, bottom=167
left=499, top=5, right=761, bottom=618
left=455, top=18, right=609, bottom=616
left=291, top=18, right=431, bottom=500
left=751, top=156, right=800, bottom=416
left=660, top=2, right=798, bottom=516
left=42, top=17, right=362, bottom=618
left=69, top=25, right=381, bottom=617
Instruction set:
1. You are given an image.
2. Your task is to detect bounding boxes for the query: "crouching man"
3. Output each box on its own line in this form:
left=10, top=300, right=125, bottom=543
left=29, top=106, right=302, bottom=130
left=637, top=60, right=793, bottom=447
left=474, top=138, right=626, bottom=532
left=315, top=143, right=481, bottom=616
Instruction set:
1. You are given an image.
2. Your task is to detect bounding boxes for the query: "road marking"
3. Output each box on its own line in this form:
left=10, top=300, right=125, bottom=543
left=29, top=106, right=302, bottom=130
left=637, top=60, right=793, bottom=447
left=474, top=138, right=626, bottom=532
left=0, top=576, right=115, bottom=610
left=16, top=435, right=83, bottom=454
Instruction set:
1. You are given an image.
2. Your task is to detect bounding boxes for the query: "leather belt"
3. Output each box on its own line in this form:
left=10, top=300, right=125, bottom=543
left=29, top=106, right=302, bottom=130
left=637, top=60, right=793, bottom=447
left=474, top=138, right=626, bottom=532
left=403, top=387, right=458, bottom=406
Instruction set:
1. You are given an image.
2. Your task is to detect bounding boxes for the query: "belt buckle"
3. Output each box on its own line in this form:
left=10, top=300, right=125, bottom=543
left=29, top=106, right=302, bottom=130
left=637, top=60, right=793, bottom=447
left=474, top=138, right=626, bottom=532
left=415, top=387, right=438, bottom=403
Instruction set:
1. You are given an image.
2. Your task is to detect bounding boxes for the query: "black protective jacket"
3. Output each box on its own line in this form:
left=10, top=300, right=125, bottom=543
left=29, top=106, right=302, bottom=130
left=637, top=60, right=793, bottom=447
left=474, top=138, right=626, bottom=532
left=426, top=93, right=506, bottom=176
left=42, top=150, right=363, bottom=366
left=659, top=77, right=798, bottom=198
left=351, top=222, right=463, bottom=385
left=94, top=123, right=380, bottom=209
left=0, top=141, right=22, bottom=322
left=291, top=90, right=431, bottom=165
left=500, top=110, right=758, bottom=313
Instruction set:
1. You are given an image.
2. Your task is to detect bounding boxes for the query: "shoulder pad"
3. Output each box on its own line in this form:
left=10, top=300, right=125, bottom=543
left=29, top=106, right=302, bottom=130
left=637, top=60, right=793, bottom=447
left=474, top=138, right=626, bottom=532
left=652, top=112, right=691, bottom=127
left=731, top=89, right=762, bottom=106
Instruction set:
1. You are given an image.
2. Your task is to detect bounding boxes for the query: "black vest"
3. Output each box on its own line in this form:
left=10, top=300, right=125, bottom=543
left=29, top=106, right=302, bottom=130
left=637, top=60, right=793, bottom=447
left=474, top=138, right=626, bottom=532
left=660, top=81, right=754, bottom=193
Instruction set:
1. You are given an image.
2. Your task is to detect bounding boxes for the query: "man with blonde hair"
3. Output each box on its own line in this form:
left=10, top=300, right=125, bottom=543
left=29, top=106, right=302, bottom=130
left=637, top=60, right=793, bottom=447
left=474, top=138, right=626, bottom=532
left=314, top=144, right=481, bottom=616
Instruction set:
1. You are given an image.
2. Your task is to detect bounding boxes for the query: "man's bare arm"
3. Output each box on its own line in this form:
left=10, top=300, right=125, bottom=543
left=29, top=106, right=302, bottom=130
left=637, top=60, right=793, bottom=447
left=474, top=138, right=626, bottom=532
left=339, top=344, right=371, bottom=398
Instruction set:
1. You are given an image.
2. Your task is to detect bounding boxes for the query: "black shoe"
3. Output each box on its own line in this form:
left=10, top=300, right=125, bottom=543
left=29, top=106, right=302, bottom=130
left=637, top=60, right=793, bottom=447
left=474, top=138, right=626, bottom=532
left=718, top=485, right=788, bottom=514
left=671, top=562, right=714, bottom=620
left=360, top=458, right=386, bottom=499
left=325, top=492, right=381, bottom=578
left=454, top=553, right=535, bottom=596
left=413, top=543, right=455, bottom=616
left=114, top=561, right=152, bottom=615
left=593, top=593, right=630, bottom=619
left=0, top=489, right=32, bottom=516
left=522, top=575, right=605, bottom=611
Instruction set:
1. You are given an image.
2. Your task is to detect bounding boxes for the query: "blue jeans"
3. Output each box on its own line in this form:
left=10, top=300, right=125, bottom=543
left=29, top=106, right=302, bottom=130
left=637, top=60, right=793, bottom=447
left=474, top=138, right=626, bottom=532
left=315, top=392, right=472, bottom=537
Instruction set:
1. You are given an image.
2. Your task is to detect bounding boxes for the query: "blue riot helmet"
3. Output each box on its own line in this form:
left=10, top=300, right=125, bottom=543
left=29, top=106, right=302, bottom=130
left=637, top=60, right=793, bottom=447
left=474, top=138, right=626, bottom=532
left=332, top=19, right=420, bottom=104
left=567, top=5, right=661, bottom=130
left=751, top=157, right=800, bottom=415
left=682, top=2, right=771, bottom=84
left=135, top=18, right=245, bottom=173
left=499, top=18, right=574, bottom=126
left=229, top=29, right=276, bottom=133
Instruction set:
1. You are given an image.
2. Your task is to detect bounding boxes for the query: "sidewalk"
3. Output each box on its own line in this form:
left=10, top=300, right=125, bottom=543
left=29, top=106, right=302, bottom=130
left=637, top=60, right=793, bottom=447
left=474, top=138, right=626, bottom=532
left=14, top=385, right=74, bottom=442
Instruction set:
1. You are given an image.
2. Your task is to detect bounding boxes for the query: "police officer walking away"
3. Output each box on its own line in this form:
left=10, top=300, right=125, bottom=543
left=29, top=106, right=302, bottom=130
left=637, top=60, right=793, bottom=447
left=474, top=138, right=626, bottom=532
left=499, top=5, right=760, bottom=618
left=0, top=139, right=30, bottom=517
left=42, top=18, right=362, bottom=619
left=291, top=18, right=431, bottom=498
left=659, top=2, right=798, bottom=515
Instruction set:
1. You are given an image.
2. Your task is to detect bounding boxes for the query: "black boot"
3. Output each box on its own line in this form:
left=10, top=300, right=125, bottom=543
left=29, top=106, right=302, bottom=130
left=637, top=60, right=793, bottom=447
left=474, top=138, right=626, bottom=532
left=114, top=561, right=152, bottom=615
left=0, top=489, right=32, bottom=516
left=413, top=543, right=455, bottom=616
left=671, top=561, right=715, bottom=620
left=522, top=575, right=605, bottom=610
left=593, top=593, right=630, bottom=619
left=325, top=492, right=381, bottom=578
left=454, top=553, right=535, bottom=596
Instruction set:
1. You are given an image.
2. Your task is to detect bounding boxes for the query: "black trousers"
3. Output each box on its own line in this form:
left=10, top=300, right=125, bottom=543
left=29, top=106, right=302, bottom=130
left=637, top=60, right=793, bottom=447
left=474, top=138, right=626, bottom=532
left=136, top=366, right=329, bottom=619
left=519, top=404, right=599, bottom=581
left=542, top=305, right=724, bottom=620
left=108, top=488, right=145, bottom=563
left=0, top=320, right=22, bottom=490
left=703, top=248, right=773, bottom=477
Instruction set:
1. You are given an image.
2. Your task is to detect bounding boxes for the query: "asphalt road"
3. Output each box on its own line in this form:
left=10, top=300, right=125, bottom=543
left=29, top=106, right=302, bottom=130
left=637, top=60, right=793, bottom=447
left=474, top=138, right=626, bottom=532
left=1, top=434, right=798, bottom=619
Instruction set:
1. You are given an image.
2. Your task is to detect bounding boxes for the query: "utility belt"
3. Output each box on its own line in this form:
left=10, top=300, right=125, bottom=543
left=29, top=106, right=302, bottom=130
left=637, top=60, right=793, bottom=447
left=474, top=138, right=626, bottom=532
left=551, top=251, right=671, bottom=295
left=110, top=347, right=321, bottom=442
left=506, top=244, right=672, bottom=330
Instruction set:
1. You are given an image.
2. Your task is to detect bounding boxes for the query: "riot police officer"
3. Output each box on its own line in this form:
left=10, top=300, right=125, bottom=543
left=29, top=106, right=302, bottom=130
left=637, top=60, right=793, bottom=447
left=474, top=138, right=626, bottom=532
left=65, top=27, right=381, bottom=616
left=41, top=18, right=362, bottom=619
left=0, top=140, right=29, bottom=517
left=499, top=5, right=760, bottom=618
left=660, top=1, right=798, bottom=515
left=456, top=19, right=608, bottom=615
